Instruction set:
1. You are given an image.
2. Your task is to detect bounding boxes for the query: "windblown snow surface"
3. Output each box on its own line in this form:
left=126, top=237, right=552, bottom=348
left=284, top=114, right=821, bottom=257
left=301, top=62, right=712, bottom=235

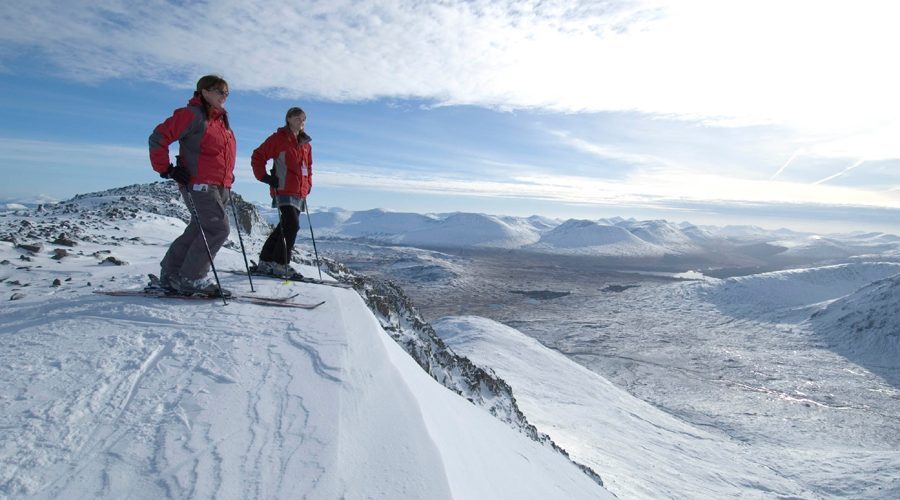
left=0, top=188, right=611, bottom=499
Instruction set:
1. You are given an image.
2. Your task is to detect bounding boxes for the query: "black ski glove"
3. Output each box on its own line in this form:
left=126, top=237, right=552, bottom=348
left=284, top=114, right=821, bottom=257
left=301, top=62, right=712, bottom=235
left=162, top=164, right=191, bottom=185
left=261, top=172, right=279, bottom=188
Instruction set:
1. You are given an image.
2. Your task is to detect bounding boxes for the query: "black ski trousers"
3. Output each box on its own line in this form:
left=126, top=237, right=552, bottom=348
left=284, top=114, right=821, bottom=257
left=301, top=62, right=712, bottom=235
left=259, top=205, right=300, bottom=265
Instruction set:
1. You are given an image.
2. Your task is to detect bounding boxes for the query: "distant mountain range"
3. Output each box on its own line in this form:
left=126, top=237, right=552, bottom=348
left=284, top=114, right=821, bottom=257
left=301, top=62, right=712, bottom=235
left=289, top=207, right=900, bottom=271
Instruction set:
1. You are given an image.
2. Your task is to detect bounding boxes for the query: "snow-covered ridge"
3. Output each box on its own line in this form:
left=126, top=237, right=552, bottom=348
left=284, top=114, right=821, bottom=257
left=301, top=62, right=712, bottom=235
left=324, top=262, right=604, bottom=484
left=696, top=262, right=900, bottom=321
left=810, top=273, right=900, bottom=371
left=312, top=209, right=541, bottom=249
left=527, top=219, right=668, bottom=256
left=0, top=183, right=609, bottom=498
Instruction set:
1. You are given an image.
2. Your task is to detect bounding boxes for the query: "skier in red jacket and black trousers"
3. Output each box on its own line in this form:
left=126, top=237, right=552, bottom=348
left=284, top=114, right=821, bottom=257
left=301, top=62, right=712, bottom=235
left=251, top=107, right=312, bottom=277
left=149, top=75, right=236, bottom=296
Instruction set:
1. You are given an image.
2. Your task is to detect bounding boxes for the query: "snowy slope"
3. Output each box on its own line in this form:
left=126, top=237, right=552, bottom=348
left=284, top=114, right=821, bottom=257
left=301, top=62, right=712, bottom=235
left=810, top=273, right=900, bottom=369
left=399, top=212, right=541, bottom=248
left=0, top=188, right=612, bottom=499
left=697, top=262, right=900, bottom=321
left=618, top=219, right=702, bottom=254
left=774, top=236, right=856, bottom=259
left=523, top=214, right=561, bottom=232
left=432, top=316, right=813, bottom=499
left=306, top=207, right=354, bottom=227
left=312, top=210, right=542, bottom=248
left=529, top=219, right=668, bottom=256
left=316, top=208, right=436, bottom=239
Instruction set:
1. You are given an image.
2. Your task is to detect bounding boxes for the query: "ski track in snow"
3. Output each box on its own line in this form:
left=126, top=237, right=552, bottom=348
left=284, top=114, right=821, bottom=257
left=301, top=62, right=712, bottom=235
left=0, top=279, right=349, bottom=499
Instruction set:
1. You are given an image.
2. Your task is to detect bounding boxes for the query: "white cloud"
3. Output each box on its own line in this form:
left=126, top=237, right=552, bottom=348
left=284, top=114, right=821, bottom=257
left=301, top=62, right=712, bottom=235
left=4, top=0, right=900, bottom=212
left=4, top=1, right=898, bottom=154
left=0, top=137, right=252, bottom=177
left=0, top=138, right=146, bottom=167
left=548, top=130, right=672, bottom=168
left=813, top=158, right=867, bottom=185
left=315, top=160, right=900, bottom=210
left=7, top=135, right=896, bottom=212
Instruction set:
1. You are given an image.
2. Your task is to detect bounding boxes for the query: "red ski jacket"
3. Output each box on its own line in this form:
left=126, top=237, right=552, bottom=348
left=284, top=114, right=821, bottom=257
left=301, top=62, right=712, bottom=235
left=149, top=97, right=236, bottom=187
left=251, top=127, right=313, bottom=198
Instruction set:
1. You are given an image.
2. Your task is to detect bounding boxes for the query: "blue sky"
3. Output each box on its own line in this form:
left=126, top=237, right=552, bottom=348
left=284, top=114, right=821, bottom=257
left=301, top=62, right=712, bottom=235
left=2, top=0, right=900, bottom=234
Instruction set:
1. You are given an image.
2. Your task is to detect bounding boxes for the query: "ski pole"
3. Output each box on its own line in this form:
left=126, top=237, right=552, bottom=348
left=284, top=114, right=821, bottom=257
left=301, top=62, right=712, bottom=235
left=228, top=195, right=255, bottom=292
left=304, top=199, right=323, bottom=280
left=182, top=185, right=228, bottom=305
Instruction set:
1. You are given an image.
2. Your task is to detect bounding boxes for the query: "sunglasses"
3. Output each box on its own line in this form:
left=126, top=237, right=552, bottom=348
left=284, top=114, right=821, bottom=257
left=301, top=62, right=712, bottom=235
left=207, top=88, right=229, bottom=97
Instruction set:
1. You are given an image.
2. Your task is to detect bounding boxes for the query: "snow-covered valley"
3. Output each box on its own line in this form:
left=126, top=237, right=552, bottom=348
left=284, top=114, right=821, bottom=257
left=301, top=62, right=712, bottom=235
left=2, top=184, right=899, bottom=499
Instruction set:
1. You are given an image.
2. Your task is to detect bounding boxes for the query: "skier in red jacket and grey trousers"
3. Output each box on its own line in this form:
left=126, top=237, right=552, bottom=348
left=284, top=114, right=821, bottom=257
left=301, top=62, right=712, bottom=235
left=148, top=75, right=236, bottom=296
left=251, top=107, right=312, bottom=278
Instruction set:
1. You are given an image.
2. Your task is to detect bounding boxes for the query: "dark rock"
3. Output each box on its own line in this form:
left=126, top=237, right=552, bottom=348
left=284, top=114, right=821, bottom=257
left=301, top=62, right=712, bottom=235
left=101, top=256, right=128, bottom=266
left=52, top=279, right=61, bottom=287
left=52, top=249, right=70, bottom=260
left=10, top=293, right=25, bottom=301
left=19, top=255, right=32, bottom=261
left=16, top=242, right=42, bottom=253
left=509, top=290, right=571, bottom=300
left=52, top=234, right=77, bottom=247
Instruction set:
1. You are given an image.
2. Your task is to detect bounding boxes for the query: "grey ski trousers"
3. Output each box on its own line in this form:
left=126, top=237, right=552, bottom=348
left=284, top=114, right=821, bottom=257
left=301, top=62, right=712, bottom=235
left=161, top=184, right=231, bottom=280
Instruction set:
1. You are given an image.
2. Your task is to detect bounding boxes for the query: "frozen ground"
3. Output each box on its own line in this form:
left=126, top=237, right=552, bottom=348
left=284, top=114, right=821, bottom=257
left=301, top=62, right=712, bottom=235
left=318, top=239, right=900, bottom=499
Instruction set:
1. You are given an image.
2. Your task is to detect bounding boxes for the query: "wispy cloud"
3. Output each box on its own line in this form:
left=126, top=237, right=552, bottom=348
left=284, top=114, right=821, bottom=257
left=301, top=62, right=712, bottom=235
left=315, top=160, right=900, bottom=211
left=3, top=0, right=899, bottom=158
left=549, top=130, right=671, bottom=169
left=8, top=135, right=895, bottom=211
left=770, top=150, right=801, bottom=180
left=0, top=137, right=253, bottom=177
left=813, top=158, right=867, bottom=185
left=0, top=138, right=147, bottom=167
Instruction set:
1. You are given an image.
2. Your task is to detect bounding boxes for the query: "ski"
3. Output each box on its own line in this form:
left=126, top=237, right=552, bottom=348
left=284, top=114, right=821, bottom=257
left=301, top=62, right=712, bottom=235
left=223, top=269, right=355, bottom=289
left=94, top=289, right=325, bottom=309
left=146, top=273, right=307, bottom=301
